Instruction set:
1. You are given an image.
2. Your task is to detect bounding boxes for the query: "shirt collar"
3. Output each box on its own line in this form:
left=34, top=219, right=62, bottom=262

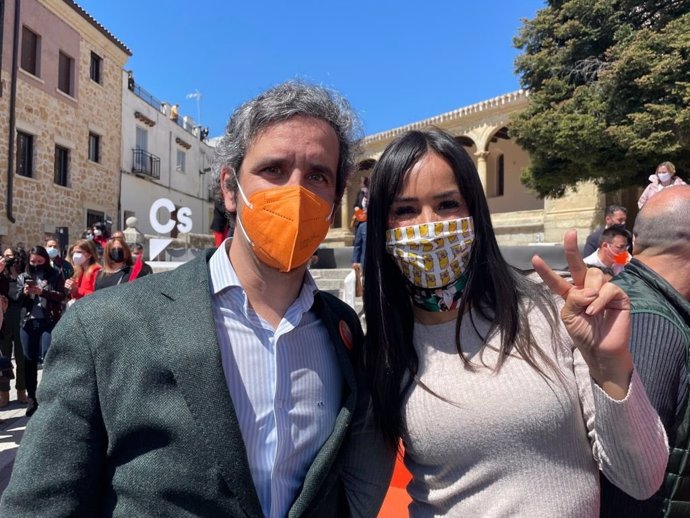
left=209, top=238, right=319, bottom=304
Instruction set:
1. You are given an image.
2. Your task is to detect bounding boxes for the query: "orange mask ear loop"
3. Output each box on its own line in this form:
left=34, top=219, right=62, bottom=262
left=232, top=169, right=255, bottom=247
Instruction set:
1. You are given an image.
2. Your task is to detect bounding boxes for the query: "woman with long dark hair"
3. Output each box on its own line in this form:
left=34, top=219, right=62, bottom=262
left=363, top=129, right=667, bottom=516
left=15, top=246, right=65, bottom=416
left=95, top=237, right=147, bottom=291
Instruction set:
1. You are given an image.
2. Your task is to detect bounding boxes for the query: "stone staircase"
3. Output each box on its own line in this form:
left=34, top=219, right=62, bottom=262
left=309, top=267, right=364, bottom=320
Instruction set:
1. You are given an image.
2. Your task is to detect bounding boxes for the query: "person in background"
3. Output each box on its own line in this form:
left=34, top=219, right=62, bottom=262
left=363, top=128, right=667, bottom=517
left=351, top=176, right=369, bottom=232
left=582, top=225, right=631, bottom=277
left=130, top=243, right=154, bottom=277
left=352, top=220, right=367, bottom=297
left=64, top=239, right=101, bottom=302
left=14, top=246, right=65, bottom=416
left=0, top=247, right=27, bottom=405
left=601, top=185, right=690, bottom=517
left=91, top=222, right=108, bottom=255
left=45, top=237, right=73, bottom=281
left=211, top=198, right=235, bottom=247
left=582, top=204, right=628, bottom=257
left=352, top=221, right=367, bottom=272
left=638, top=161, right=686, bottom=209
left=95, top=237, right=148, bottom=291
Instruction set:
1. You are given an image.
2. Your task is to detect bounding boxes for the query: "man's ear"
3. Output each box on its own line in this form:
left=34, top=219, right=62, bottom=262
left=220, top=166, right=238, bottom=213
left=220, top=166, right=232, bottom=193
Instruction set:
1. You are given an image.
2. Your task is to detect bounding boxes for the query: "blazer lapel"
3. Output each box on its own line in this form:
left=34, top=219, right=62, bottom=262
left=288, top=293, right=359, bottom=517
left=156, top=252, right=264, bottom=518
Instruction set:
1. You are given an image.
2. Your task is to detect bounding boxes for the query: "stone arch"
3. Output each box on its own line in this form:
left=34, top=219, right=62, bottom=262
left=357, top=158, right=377, bottom=171
left=453, top=135, right=478, bottom=167
left=485, top=127, right=510, bottom=198
left=484, top=125, right=544, bottom=214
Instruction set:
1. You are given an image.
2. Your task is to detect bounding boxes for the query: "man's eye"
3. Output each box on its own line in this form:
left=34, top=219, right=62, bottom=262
left=308, top=172, right=327, bottom=183
left=262, top=166, right=281, bottom=175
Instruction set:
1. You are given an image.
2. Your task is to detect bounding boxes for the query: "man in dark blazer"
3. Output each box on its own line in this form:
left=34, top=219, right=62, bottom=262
left=0, top=82, right=394, bottom=517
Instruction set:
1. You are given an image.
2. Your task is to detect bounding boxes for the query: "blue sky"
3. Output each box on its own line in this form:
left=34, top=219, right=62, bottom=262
left=78, top=0, right=545, bottom=138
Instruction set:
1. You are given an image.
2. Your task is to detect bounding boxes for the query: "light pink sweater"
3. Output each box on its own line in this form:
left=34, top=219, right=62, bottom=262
left=402, top=307, right=668, bottom=518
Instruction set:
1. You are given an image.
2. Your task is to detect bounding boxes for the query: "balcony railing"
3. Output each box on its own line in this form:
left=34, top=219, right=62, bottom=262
left=132, top=83, right=162, bottom=111
left=132, top=149, right=161, bottom=179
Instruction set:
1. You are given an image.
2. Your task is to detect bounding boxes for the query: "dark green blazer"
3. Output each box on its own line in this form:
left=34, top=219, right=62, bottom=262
left=0, top=251, right=394, bottom=517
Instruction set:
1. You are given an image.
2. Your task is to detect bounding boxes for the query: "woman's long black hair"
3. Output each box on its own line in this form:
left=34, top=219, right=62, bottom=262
left=25, top=246, right=52, bottom=276
left=363, top=128, right=559, bottom=449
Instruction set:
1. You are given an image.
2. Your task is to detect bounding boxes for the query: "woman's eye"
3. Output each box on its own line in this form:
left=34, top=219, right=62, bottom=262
left=392, top=205, right=416, bottom=216
left=439, top=200, right=461, bottom=211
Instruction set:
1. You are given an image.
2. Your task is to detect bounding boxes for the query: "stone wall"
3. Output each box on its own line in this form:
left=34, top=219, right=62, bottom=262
left=0, top=0, right=129, bottom=250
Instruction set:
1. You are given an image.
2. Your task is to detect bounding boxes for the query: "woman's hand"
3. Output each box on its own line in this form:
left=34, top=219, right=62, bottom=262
left=24, top=284, right=43, bottom=296
left=532, top=230, right=633, bottom=400
left=64, top=278, right=76, bottom=293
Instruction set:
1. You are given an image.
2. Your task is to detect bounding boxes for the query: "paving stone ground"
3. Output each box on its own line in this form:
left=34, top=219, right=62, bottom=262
left=0, top=362, right=41, bottom=495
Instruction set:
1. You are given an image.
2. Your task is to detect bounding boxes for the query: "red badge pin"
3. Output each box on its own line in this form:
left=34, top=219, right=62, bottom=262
left=339, top=320, right=353, bottom=351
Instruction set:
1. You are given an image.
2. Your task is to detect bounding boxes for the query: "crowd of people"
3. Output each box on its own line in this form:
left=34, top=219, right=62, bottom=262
left=0, top=81, right=687, bottom=518
left=0, top=231, right=151, bottom=417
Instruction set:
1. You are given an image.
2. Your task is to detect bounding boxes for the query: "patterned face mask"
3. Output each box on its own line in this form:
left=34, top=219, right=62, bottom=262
left=385, top=217, right=474, bottom=290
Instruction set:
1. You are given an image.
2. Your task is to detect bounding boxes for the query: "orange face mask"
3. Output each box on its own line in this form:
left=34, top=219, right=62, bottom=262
left=235, top=180, right=333, bottom=272
left=612, top=250, right=630, bottom=266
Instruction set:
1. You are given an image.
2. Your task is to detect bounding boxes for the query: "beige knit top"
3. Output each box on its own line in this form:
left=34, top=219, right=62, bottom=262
left=402, top=307, right=668, bottom=518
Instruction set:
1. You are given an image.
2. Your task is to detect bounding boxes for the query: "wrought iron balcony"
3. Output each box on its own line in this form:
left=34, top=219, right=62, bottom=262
left=131, top=149, right=160, bottom=179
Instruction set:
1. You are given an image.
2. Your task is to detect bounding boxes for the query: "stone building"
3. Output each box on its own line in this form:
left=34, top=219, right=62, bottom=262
left=119, top=70, right=214, bottom=240
left=0, top=0, right=130, bottom=250
left=332, top=90, right=639, bottom=245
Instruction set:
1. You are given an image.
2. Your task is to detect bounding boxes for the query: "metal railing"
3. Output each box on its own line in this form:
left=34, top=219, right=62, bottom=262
left=132, top=84, right=162, bottom=111
left=131, top=149, right=161, bottom=179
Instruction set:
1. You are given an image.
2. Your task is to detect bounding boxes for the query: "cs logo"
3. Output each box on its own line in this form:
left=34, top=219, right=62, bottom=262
left=148, top=198, right=193, bottom=260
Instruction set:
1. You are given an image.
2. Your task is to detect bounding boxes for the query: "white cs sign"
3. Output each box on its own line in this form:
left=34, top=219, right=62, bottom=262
left=149, top=198, right=193, bottom=234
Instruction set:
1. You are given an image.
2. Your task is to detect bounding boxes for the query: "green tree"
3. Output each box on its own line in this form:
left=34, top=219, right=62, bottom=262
left=512, top=0, right=690, bottom=197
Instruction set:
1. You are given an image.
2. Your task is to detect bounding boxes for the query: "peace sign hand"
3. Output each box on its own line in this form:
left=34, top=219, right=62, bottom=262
left=532, top=230, right=633, bottom=400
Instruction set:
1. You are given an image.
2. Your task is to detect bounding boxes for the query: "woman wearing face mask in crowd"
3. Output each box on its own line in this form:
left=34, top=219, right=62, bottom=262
left=0, top=248, right=28, bottom=405
left=45, top=237, right=73, bottom=281
left=95, top=237, right=148, bottom=291
left=91, top=222, right=108, bottom=255
left=638, top=161, right=686, bottom=209
left=364, top=129, right=668, bottom=517
left=14, top=246, right=65, bottom=416
left=64, top=239, right=101, bottom=302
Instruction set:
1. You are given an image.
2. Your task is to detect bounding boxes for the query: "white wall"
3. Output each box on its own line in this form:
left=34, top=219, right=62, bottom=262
left=486, top=137, right=543, bottom=214
left=120, top=70, right=214, bottom=236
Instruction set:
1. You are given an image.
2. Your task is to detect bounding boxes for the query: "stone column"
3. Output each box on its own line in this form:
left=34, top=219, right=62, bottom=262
left=340, top=189, right=350, bottom=230
left=475, top=150, right=490, bottom=194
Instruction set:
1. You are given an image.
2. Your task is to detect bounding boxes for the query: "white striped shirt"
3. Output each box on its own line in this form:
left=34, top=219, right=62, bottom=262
left=209, top=240, right=342, bottom=518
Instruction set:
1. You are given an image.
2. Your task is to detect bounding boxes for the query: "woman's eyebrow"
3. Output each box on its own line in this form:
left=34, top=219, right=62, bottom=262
left=433, top=190, right=460, bottom=199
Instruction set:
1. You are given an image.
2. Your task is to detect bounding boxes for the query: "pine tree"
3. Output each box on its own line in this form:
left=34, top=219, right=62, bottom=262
left=512, top=0, right=690, bottom=197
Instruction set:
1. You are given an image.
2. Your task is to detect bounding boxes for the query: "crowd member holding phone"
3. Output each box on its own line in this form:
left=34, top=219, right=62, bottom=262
left=363, top=129, right=668, bottom=517
left=0, top=247, right=27, bottom=405
left=14, top=246, right=65, bottom=416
